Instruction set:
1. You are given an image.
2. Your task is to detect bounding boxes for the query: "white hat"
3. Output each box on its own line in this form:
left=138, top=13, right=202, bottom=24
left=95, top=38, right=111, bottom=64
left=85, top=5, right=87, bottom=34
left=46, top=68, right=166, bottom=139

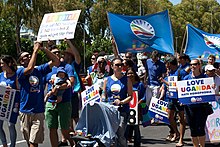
left=205, top=65, right=216, bottom=71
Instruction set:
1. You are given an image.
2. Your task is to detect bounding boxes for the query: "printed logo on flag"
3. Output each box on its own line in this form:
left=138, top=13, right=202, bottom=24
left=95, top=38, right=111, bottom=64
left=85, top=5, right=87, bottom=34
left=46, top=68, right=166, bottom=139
left=130, top=19, right=155, bottom=40
left=203, top=34, right=220, bottom=49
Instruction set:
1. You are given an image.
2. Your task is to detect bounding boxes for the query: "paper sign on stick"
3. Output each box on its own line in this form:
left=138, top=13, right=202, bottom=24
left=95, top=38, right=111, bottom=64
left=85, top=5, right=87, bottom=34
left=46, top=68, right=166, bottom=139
left=37, top=10, right=81, bottom=41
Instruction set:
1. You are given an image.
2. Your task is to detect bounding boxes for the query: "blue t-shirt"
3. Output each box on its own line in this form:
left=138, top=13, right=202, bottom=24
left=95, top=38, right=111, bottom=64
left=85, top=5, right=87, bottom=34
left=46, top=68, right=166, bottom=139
left=178, top=63, right=190, bottom=80
left=146, top=59, right=166, bottom=86
left=17, top=63, right=51, bottom=113
left=133, top=82, right=146, bottom=101
left=0, top=72, right=20, bottom=123
left=71, top=61, right=81, bottom=92
left=106, top=76, right=129, bottom=113
left=45, top=62, right=74, bottom=103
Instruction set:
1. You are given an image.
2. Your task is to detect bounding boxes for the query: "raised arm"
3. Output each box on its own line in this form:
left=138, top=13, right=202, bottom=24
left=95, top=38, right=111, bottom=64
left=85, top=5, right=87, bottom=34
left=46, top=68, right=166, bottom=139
left=65, top=39, right=81, bottom=64
left=43, top=47, right=60, bottom=69
left=23, top=42, right=40, bottom=75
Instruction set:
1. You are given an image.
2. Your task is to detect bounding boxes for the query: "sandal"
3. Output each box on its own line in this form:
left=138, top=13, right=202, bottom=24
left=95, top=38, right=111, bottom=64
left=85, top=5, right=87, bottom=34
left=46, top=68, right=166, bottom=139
left=170, top=136, right=180, bottom=142
left=166, top=134, right=173, bottom=141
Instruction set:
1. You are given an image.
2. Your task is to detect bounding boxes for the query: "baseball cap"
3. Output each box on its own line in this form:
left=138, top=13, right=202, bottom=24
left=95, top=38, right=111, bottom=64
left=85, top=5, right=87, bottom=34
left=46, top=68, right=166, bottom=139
left=205, top=65, right=216, bottom=71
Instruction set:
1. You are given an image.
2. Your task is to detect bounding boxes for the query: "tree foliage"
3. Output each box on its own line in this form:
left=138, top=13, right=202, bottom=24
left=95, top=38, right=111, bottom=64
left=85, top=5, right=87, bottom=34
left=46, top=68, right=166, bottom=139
left=1, top=0, right=220, bottom=66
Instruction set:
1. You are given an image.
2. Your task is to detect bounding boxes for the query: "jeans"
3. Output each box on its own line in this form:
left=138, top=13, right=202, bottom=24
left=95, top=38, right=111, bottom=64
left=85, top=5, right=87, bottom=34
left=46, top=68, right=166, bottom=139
left=115, top=112, right=128, bottom=147
left=0, top=120, right=17, bottom=147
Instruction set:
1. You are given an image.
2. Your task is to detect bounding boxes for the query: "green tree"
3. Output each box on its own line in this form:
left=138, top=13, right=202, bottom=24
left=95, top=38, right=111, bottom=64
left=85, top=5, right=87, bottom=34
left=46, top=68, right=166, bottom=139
left=0, top=19, right=17, bottom=58
left=1, top=0, right=53, bottom=54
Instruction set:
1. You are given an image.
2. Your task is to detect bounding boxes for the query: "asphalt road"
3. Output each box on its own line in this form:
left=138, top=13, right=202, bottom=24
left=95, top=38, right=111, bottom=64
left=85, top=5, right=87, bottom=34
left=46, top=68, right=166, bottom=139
left=0, top=122, right=218, bottom=147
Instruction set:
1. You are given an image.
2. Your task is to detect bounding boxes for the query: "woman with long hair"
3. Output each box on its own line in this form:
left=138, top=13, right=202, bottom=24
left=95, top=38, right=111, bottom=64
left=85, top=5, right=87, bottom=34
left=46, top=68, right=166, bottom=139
left=125, top=67, right=146, bottom=147
left=0, top=55, right=20, bottom=147
left=102, top=57, right=133, bottom=147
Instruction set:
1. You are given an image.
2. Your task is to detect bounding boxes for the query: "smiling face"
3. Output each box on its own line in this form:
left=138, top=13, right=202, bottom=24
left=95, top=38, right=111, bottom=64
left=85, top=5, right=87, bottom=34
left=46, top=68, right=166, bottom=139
left=190, top=59, right=200, bottom=72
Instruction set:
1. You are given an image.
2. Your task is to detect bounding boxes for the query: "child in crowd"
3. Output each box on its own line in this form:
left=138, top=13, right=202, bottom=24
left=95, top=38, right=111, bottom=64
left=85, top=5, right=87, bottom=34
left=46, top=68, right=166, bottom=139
left=45, top=67, right=71, bottom=103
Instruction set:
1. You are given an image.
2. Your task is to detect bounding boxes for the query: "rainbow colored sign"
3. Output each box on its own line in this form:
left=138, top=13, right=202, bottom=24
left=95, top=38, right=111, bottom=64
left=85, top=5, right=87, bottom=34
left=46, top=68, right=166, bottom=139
left=81, top=84, right=101, bottom=107
left=37, top=10, right=81, bottom=41
left=177, top=78, right=216, bottom=104
left=168, top=76, right=178, bottom=99
left=206, top=101, right=220, bottom=143
left=148, top=97, right=169, bottom=124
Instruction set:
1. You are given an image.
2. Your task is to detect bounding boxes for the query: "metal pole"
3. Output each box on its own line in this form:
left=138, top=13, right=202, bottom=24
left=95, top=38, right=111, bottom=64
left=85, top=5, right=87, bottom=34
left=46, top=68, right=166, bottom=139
left=175, top=37, right=178, bottom=53
left=140, top=0, right=142, bottom=16
left=83, top=24, right=86, bottom=74
left=211, top=9, right=213, bottom=34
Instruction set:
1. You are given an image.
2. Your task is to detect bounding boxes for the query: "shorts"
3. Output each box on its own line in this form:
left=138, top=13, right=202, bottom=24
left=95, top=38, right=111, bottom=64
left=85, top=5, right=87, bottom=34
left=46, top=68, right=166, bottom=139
left=45, top=102, right=71, bottom=129
left=19, top=112, right=45, bottom=144
left=185, top=104, right=208, bottom=137
left=167, top=99, right=184, bottom=112
left=71, top=92, right=80, bottom=118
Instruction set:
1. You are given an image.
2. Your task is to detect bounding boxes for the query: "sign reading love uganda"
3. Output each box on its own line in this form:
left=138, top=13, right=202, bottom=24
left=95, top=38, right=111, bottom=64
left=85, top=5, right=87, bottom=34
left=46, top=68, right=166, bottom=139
left=37, top=10, right=81, bottom=41
left=0, top=86, right=17, bottom=123
left=177, top=77, right=215, bottom=104
left=206, top=101, right=220, bottom=143
left=81, top=84, right=101, bottom=108
left=148, top=97, right=169, bottom=124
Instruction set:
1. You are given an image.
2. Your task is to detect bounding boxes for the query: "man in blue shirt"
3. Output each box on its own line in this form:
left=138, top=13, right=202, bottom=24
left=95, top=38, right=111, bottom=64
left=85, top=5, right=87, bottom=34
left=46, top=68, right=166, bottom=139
left=17, top=42, right=60, bottom=147
left=145, top=50, right=166, bottom=106
left=45, top=45, right=75, bottom=147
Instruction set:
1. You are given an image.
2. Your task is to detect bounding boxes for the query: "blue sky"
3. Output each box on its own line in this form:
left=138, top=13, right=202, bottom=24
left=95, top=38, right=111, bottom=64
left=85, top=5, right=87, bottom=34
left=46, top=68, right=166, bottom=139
left=169, top=0, right=220, bottom=5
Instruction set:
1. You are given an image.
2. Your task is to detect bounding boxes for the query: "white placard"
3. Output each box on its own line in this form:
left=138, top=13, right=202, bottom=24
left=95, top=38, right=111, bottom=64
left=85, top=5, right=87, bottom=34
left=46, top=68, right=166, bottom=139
left=37, top=10, right=81, bottom=41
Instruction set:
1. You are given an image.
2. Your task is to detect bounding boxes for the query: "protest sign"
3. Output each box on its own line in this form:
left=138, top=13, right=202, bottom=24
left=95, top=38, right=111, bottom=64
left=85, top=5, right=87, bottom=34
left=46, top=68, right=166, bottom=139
left=168, top=76, right=178, bottom=99
left=81, top=84, right=100, bottom=107
left=128, top=91, right=138, bottom=125
left=148, top=97, right=169, bottom=124
left=37, top=10, right=81, bottom=41
left=177, top=77, right=215, bottom=104
left=206, top=101, right=220, bottom=143
left=0, top=86, right=18, bottom=123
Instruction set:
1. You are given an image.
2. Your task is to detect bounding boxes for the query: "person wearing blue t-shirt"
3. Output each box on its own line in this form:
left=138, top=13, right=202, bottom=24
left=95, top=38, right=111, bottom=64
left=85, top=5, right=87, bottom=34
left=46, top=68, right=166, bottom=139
left=0, top=55, right=20, bottom=147
left=177, top=53, right=191, bottom=79
left=159, top=56, right=186, bottom=147
left=145, top=50, right=166, bottom=106
left=17, top=42, right=60, bottom=147
left=183, top=59, right=209, bottom=147
left=45, top=45, right=75, bottom=147
left=102, top=57, right=133, bottom=147
left=61, top=38, right=84, bottom=145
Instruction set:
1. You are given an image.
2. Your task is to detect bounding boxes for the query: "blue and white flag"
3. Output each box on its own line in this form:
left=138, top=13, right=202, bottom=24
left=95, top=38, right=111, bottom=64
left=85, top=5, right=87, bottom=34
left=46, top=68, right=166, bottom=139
left=185, top=24, right=220, bottom=62
left=108, top=10, right=174, bottom=54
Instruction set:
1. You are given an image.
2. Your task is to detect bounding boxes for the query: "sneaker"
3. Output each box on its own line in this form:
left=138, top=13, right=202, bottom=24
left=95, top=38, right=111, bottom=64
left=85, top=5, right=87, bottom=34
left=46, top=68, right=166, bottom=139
left=58, top=141, right=68, bottom=146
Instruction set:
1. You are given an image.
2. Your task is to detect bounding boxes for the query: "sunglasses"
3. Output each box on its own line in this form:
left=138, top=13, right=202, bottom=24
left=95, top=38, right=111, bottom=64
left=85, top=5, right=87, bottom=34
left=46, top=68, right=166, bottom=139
left=52, top=51, right=60, bottom=54
left=114, top=63, right=123, bottom=67
left=91, top=58, right=96, bottom=60
left=190, top=63, right=199, bottom=66
left=98, top=61, right=105, bottom=64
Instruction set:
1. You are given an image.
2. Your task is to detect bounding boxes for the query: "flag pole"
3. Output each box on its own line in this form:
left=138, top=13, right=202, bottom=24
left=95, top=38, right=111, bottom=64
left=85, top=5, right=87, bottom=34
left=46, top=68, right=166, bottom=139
left=180, top=28, right=187, bottom=54
left=106, top=12, right=119, bottom=57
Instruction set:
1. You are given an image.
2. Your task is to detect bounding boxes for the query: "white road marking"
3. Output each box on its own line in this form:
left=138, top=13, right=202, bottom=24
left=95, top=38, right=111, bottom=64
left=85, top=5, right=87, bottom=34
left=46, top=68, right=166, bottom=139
left=0, top=140, right=26, bottom=147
